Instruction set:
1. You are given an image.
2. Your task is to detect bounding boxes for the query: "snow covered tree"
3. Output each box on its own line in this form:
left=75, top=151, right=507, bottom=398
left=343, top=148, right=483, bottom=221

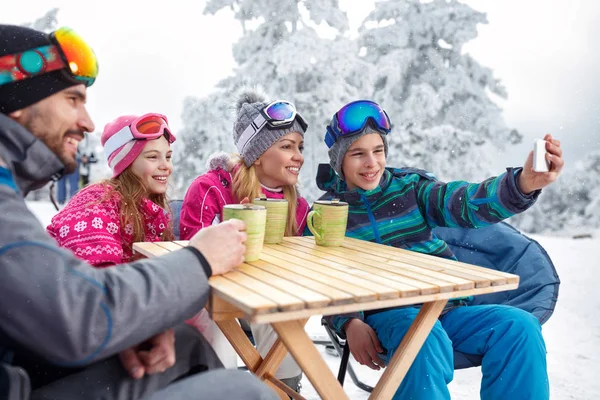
left=171, top=92, right=236, bottom=195
left=358, top=0, right=521, bottom=182
left=175, top=0, right=525, bottom=202
left=172, top=0, right=374, bottom=200
left=22, top=8, right=59, bottom=33
left=510, top=149, right=600, bottom=235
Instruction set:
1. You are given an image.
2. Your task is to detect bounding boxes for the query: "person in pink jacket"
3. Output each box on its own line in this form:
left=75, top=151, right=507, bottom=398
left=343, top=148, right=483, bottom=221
left=180, top=87, right=310, bottom=393
left=47, top=113, right=176, bottom=267
left=46, top=113, right=202, bottom=380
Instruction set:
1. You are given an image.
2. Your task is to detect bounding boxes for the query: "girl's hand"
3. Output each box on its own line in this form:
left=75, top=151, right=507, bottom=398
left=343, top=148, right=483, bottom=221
left=518, top=134, right=564, bottom=194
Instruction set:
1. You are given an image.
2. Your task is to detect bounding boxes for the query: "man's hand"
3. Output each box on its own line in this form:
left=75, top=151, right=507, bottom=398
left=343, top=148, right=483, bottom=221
left=189, top=219, right=247, bottom=276
left=119, top=329, right=176, bottom=379
left=518, top=134, right=564, bottom=194
left=344, top=319, right=386, bottom=371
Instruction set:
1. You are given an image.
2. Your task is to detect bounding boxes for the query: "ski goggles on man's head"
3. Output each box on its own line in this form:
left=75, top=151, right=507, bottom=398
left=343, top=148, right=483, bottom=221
left=236, top=100, right=308, bottom=154
left=0, top=27, right=98, bottom=87
left=104, top=113, right=176, bottom=158
left=325, top=100, right=392, bottom=148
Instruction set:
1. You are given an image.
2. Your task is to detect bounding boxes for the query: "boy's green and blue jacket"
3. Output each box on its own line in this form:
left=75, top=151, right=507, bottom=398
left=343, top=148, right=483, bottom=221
left=314, top=163, right=540, bottom=335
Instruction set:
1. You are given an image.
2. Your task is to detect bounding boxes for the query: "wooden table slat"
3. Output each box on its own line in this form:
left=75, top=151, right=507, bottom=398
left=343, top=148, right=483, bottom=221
left=270, top=244, right=420, bottom=297
left=154, top=241, right=187, bottom=252
left=262, top=247, right=400, bottom=300
left=342, top=236, right=519, bottom=284
left=284, top=238, right=468, bottom=291
left=223, top=269, right=306, bottom=311
left=287, top=238, right=492, bottom=288
left=132, top=242, right=171, bottom=258
left=258, top=253, right=377, bottom=303
left=279, top=240, right=475, bottom=291
left=249, top=260, right=355, bottom=305
left=209, top=276, right=278, bottom=315
left=238, top=264, right=332, bottom=309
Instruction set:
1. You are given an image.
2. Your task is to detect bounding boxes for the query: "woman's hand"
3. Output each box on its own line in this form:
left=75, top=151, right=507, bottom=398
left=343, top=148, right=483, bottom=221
left=518, top=133, right=564, bottom=194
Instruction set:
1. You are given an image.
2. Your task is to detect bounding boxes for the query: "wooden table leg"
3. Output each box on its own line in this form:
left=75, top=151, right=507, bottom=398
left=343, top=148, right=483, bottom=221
left=272, top=319, right=349, bottom=400
left=215, top=319, right=289, bottom=399
left=255, top=318, right=309, bottom=379
left=215, top=319, right=262, bottom=371
left=369, top=299, right=448, bottom=399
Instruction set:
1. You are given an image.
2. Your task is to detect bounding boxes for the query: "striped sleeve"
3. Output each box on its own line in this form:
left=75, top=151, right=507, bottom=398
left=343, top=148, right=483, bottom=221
left=415, top=167, right=540, bottom=229
left=325, top=312, right=365, bottom=337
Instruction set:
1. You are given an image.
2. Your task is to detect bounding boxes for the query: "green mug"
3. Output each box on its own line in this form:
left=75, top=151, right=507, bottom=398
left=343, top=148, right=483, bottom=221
left=252, top=198, right=288, bottom=244
left=222, top=204, right=267, bottom=262
left=307, top=199, right=348, bottom=247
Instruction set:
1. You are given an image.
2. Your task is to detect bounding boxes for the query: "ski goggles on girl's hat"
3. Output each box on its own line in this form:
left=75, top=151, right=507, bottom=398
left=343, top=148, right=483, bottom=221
left=103, top=113, right=176, bottom=159
left=0, top=27, right=98, bottom=87
left=236, top=100, right=308, bottom=154
left=324, top=100, right=392, bottom=148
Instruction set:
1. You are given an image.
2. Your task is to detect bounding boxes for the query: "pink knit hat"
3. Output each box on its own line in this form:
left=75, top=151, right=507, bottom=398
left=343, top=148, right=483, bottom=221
left=101, top=114, right=175, bottom=178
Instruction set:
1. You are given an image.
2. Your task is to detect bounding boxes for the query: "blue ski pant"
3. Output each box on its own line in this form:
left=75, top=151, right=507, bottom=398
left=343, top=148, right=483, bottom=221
left=366, top=304, right=549, bottom=400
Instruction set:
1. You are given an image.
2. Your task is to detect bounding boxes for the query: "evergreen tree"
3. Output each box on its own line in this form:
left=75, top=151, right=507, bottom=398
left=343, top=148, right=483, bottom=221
left=22, top=8, right=59, bottom=33
left=172, top=0, right=370, bottom=199
left=359, top=0, right=521, bottom=181
left=509, top=149, right=600, bottom=235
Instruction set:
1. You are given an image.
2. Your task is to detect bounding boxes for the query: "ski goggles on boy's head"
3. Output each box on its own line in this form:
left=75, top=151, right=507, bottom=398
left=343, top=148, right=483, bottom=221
left=324, top=100, right=392, bottom=148
left=0, top=27, right=98, bottom=87
left=103, top=113, right=176, bottom=157
left=236, top=100, right=309, bottom=154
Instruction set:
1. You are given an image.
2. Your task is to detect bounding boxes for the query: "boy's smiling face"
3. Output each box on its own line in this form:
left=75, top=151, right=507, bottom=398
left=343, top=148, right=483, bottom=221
left=341, top=133, right=386, bottom=191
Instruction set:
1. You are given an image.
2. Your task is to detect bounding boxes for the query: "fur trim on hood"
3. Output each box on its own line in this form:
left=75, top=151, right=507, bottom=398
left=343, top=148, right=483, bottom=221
left=206, top=151, right=233, bottom=172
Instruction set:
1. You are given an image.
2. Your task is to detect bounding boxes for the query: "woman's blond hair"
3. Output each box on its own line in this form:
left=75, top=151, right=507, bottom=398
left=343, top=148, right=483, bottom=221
left=97, top=168, right=174, bottom=256
left=230, top=155, right=299, bottom=236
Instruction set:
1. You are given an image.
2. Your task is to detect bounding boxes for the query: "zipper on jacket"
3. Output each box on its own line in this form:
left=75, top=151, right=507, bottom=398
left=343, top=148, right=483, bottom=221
left=361, top=194, right=382, bottom=244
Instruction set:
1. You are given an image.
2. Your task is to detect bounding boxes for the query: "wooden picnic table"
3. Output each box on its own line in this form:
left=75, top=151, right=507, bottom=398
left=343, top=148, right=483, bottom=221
left=134, top=236, right=519, bottom=400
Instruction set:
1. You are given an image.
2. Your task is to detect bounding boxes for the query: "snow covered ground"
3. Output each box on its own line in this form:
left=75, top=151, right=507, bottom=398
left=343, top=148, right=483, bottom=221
left=26, top=200, right=600, bottom=399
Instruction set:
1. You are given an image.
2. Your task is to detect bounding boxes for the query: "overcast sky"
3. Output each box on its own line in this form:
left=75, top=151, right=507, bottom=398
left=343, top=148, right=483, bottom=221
left=2, top=0, right=599, bottom=171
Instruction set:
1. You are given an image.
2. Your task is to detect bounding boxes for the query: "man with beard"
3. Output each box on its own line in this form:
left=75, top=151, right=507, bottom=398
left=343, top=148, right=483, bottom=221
left=0, top=25, right=276, bottom=400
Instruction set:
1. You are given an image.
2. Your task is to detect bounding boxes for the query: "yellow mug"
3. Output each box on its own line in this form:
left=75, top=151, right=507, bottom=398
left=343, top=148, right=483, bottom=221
left=222, top=204, right=267, bottom=262
left=307, top=199, right=348, bottom=247
left=252, top=198, right=288, bottom=244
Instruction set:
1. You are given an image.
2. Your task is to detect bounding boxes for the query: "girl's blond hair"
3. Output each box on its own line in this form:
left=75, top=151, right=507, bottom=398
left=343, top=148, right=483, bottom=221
left=97, top=168, right=174, bottom=256
left=230, top=155, right=299, bottom=236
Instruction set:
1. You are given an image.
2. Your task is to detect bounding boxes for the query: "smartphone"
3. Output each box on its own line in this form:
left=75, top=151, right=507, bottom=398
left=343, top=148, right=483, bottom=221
left=533, top=139, right=550, bottom=172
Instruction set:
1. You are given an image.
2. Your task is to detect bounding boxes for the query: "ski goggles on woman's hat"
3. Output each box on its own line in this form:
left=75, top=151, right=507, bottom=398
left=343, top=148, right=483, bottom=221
left=236, top=100, right=308, bottom=154
left=0, top=27, right=98, bottom=87
left=103, top=113, right=176, bottom=158
left=324, top=100, right=392, bottom=148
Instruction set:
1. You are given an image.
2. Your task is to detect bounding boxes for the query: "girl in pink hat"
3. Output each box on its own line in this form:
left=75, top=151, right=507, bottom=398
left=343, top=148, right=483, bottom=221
left=47, top=113, right=237, bottom=376
left=45, top=113, right=184, bottom=379
left=47, top=113, right=176, bottom=267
